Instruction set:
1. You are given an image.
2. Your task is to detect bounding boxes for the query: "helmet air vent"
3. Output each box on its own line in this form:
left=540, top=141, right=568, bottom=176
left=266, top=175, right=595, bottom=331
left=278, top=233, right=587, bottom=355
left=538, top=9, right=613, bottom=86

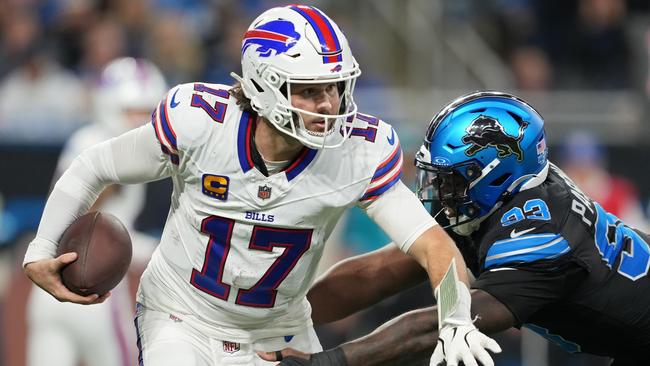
left=446, top=143, right=465, bottom=150
left=489, top=173, right=511, bottom=187
left=506, top=111, right=525, bottom=126
left=251, top=79, right=265, bottom=93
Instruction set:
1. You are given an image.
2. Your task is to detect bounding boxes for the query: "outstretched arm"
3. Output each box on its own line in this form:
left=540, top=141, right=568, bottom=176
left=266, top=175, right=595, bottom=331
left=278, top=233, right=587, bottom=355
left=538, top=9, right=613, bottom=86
left=261, top=290, right=515, bottom=366
left=361, top=182, right=500, bottom=365
left=341, top=290, right=515, bottom=366
left=308, top=244, right=427, bottom=325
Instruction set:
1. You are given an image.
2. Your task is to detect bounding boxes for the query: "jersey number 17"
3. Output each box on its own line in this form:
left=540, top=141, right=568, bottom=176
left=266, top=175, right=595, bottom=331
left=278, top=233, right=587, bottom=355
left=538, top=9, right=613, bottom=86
left=190, top=215, right=312, bottom=308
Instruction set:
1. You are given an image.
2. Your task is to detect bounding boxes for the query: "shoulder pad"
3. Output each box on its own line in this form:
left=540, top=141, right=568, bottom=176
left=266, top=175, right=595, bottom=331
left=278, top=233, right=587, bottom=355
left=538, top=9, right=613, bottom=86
left=151, top=83, right=234, bottom=153
left=355, top=113, right=403, bottom=201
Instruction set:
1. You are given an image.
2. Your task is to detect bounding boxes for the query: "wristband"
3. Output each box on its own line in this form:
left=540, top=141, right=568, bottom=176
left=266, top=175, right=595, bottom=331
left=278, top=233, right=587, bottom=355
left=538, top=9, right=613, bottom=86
left=280, top=347, right=347, bottom=366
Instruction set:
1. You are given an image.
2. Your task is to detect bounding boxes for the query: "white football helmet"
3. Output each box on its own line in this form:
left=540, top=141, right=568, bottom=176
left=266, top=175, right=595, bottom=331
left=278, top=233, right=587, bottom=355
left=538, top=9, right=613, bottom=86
left=94, top=57, right=167, bottom=135
left=232, top=5, right=361, bottom=149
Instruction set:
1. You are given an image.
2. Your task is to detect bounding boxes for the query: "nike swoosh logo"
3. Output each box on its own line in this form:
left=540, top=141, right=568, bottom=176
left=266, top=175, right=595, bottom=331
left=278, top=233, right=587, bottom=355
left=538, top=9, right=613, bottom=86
left=489, top=267, right=517, bottom=272
left=387, top=128, right=395, bottom=145
left=170, top=89, right=180, bottom=108
left=510, top=227, right=536, bottom=238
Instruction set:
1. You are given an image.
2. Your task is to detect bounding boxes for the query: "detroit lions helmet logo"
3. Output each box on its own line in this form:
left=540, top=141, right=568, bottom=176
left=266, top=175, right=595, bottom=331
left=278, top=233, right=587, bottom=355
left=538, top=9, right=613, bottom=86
left=242, top=19, right=301, bottom=58
left=461, top=115, right=528, bottom=161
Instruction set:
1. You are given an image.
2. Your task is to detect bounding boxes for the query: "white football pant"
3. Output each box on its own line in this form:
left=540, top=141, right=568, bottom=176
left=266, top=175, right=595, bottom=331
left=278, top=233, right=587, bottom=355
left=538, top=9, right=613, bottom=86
left=135, top=304, right=322, bottom=365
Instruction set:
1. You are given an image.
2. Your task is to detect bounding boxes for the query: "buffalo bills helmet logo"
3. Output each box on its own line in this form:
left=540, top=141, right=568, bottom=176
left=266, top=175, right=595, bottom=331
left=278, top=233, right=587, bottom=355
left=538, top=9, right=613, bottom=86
left=242, top=19, right=301, bottom=58
left=461, top=116, right=528, bottom=161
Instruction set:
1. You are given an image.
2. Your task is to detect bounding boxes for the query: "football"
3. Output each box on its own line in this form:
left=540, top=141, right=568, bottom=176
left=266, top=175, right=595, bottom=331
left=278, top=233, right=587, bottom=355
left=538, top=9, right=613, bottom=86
left=57, top=211, right=132, bottom=296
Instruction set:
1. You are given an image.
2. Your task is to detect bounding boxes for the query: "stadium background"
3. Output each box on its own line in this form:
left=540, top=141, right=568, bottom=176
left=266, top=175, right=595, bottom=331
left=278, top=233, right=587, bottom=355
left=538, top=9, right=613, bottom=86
left=1, top=0, right=649, bottom=365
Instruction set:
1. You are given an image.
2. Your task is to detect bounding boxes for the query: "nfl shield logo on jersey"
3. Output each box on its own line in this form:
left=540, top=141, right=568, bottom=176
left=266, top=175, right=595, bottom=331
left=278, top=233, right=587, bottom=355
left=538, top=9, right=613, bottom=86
left=258, top=185, right=272, bottom=200
left=223, top=341, right=240, bottom=354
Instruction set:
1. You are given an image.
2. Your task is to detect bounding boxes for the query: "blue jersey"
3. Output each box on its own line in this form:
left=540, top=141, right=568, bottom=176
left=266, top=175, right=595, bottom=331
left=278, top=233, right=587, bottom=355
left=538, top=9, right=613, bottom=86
left=464, top=163, right=650, bottom=361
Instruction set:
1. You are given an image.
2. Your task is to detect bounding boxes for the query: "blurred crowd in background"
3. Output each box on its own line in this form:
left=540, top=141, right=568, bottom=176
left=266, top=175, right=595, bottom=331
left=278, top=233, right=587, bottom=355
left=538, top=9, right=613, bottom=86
left=1, top=0, right=650, bottom=365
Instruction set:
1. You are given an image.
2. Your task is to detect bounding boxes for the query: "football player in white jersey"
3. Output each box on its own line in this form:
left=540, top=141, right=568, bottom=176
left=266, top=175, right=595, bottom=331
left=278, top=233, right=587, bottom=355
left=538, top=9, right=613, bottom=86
left=23, top=5, right=500, bottom=366
left=26, top=57, right=165, bottom=366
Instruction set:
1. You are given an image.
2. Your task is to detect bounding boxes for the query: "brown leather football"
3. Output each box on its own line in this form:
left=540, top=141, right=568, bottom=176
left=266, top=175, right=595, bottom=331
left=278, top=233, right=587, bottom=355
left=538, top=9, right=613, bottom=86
left=57, top=211, right=132, bottom=296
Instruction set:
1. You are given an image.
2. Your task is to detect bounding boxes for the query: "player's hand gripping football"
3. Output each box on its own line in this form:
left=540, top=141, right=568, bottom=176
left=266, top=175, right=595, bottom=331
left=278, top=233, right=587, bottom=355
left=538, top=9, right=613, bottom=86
left=430, top=260, right=501, bottom=366
left=24, top=253, right=110, bottom=305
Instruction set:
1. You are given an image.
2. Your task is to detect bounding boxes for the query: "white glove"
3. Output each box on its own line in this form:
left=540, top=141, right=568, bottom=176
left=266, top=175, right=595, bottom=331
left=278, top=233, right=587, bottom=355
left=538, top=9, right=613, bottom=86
left=430, top=260, right=501, bottom=366
left=430, top=324, right=501, bottom=366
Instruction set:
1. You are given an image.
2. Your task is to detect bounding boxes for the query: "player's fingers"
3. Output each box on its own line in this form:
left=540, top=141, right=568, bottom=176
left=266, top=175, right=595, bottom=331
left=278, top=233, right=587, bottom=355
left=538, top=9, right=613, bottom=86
left=52, top=284, right=100, bottom=304
left=54, top=252, right=78, bottom=267
left=67, top=292, right=101, bottom=305
left=257, top=348, right=310, bottom=361
left=46, top=276, right=100, bottom=305
left=282, top=348, right=309, bottom=359
left=458, top=352, right=478, bottom=366
left=481, top=336, right=502, bottom=354
left=256, top=351, right=278, bottom=361
left=92, top=291, right=111, bottom=304
left=451, top=349, right=473, bottom=366
left=429, top=342, right=444, bottom=366
left=470, top=347, right=493, bottom=366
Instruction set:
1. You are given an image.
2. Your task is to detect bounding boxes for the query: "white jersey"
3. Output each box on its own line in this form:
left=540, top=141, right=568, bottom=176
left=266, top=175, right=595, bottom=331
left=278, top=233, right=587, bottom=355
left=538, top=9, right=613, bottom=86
left=139, top=82, right=406, bottom=341
left=24, top=80, right=436, bottom=344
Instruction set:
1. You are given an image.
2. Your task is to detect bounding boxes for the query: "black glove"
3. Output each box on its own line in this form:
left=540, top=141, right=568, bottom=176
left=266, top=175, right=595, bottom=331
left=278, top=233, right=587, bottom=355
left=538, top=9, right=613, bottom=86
left=279, top=347, right=347, bottom=366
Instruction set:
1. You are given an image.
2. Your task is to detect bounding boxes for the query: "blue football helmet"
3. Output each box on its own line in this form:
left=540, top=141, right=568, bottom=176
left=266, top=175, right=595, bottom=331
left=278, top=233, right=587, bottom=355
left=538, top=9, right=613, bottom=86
left=415, top=91, right=549, bottom=234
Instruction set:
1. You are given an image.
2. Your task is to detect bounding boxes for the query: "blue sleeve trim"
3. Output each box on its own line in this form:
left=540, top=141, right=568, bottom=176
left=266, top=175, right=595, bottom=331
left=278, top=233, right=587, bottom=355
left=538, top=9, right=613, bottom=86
left=485, top=233, right=570, bottom=268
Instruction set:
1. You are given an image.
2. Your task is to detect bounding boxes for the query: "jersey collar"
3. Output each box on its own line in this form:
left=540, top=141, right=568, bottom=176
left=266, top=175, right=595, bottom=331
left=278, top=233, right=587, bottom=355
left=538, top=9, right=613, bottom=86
left=237, top=112, right=318, bottom=181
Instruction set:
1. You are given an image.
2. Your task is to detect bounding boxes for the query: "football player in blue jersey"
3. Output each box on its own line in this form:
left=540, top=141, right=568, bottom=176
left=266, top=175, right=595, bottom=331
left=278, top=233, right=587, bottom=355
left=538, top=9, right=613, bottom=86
left=263, top=91, right=650, bottom=366
left=23, top=5, right=498, bottom=366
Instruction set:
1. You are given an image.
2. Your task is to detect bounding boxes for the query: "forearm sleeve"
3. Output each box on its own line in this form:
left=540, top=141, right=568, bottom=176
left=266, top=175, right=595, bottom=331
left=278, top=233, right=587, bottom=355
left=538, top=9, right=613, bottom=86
left=364, top=181, right=437, bottom=253
left=23, top=124, right=170, bottom=265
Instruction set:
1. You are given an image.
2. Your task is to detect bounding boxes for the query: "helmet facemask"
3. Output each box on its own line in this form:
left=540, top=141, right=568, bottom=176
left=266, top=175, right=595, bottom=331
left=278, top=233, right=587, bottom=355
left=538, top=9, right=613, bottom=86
left=234, top=60, right=359, bottom=149
left=416, top=159, right=483, bottom=234
left=282, top=74, right=359, bottom=148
